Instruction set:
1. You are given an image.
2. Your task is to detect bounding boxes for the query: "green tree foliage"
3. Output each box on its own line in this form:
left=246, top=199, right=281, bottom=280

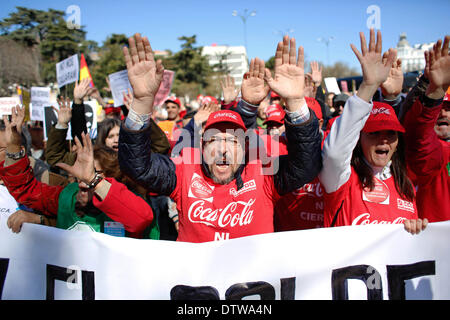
left=91, top=33, right=128, bottom=96
left=0, top=6, right=92, bottom=85
left=162, top=35, right=213, bottom=97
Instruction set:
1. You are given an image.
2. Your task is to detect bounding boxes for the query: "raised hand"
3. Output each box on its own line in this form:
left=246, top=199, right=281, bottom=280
left=122, top=88, right=134, bottom=111
left=350, top=28, right=397, bottom=102
left=194, top=101, right=220, bottom=126
left=74, top=78, right=92, bottom=104
left=56, top=132, right=96, bottom=184
left=264, top=35, right=306, bottom=111
left=381, top=56, right=404, bottom=100
left=221, top=75, right=240, bottom=104
left=241, top=58, right=270, bottom=105
left=425, top=35, right=450, bottom=97
left=2, top=105, right=24, bottom=152
left=10, top=103, right=25, bottom=135
left=53, top=96, right=72, bottom=127
left=123, top=33, right=164, bottom=115
left=307, top=61, right=323, bottom=86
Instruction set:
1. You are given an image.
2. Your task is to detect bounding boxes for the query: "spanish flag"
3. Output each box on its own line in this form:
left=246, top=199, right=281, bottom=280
left=79, top=53, right=94, bottom=87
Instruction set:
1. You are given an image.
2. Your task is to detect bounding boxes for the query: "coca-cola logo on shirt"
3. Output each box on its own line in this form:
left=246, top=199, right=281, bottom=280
left=188, top=199, right=255, bottom=228
left=351, top=213, right=407, bottom=225
left=292, top=182, right=323, bottom=198
left=188, top=173, right=215, bottom=202
left=362, top=178, right=390, bottom=204
left=371, top=107, right=391, bottom=115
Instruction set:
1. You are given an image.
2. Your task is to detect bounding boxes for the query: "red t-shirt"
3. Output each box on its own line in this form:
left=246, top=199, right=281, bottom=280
left=323, top=167, right=418, bottom=227
left=170, top=148, right=280, bottom=243
left=274, top=177, right=324, bottom=231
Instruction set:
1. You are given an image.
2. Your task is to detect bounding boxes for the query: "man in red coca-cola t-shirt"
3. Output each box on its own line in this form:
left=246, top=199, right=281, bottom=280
left=118, top=33, right=322, bottom=242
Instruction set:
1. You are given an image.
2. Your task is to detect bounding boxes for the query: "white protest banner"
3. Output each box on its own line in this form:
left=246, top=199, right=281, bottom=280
left=0, top=185, right=17, bottom=219
left=154, top=70, right=175, bottom=107
left=0, top=97, right=21, bottom=116
left=108, top=70, right=133, bottom=107
left=0, top=216, right=449, bottom=300
left=56, top=54, right=79, bottom=88
left=30, top=87, right=51, bottom=121
left=324, top=77, right=341, bottom=95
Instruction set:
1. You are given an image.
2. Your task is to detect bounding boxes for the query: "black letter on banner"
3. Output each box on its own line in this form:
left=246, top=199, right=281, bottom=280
left=170, top=285, right=220, bottom=300
left=0, top=258, right=9, bottom=299
left=280, top=277, right=296, bottom=300
left=386, top=260, right=435, bottom=300
left=331, top=265, right=383, bottom=300
left=46, top=264, right=95, bottom=300
left=225, top=281, right=276, bottom=300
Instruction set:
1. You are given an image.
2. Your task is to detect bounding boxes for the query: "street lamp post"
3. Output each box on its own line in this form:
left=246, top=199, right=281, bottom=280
left=232, top=9, right=256, bottom=58
left=317, top=36, right=334, bottom=66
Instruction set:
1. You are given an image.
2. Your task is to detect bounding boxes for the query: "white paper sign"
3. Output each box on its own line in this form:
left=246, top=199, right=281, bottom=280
left=0, top=97, right=21, bottom=116
left=324, top=77, right=341, bottom=95
left=56, top=54, right=79, bottom=88
left=108, top=70, right=132, bottom=107
left=0, top=217, right=449, bottom=300
left=30, top=87, right=51, bottom=121
left=42, top=103, right=72, bottom=141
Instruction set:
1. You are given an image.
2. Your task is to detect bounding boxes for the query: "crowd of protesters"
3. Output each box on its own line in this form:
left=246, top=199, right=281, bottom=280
left=0, top=29, right=449, bottom=243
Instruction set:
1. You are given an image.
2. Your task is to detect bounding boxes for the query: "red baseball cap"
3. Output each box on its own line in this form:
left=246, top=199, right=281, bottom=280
left=204, top=110, right=246, bottom=132
left=165, top=96, right=181, bottom=107
left=362, top=102, right=405, bottom=133
left=264, top=104, right=285, bottom=125
left=270, top=91, right=281, bottom=99
left=202, top=96, right=219, bottom=105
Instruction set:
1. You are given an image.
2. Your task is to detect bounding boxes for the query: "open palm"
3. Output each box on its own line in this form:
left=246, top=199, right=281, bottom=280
left=241, top=58, right=269, bottom=105
left=425, top=36, right=450, bottom=90
left=56, top=133, right=95, bottom=184
left=265, top=36, right=305, bottom=100
left=123, top=33, right=164, bottom=105
left=381, top=58, right=403, bottom=97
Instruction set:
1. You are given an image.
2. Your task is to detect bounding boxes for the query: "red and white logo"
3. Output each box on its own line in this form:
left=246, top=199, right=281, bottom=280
left=351, top=213, right=406, bottom=225
left=292, top=182, right=323, bottom=198
left=214, top=112, right=237, bottom=120
left=397, top=198, right=415, bottom=213
left=188, top=173, right=215, bottom=203
left=371, top=107, right=391, bottom=115
left=229, top=180, right=256, bottom=197
left=362, top=178, right=390, bottom=204
left=187, top=199, right=255, bottom=228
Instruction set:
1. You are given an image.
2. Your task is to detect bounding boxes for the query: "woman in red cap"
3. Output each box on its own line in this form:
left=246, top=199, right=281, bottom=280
left=319, top=29, right=427, bottom=234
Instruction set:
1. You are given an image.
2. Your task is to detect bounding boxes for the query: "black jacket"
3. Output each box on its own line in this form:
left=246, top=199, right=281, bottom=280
left=118, top=112, right=322, bottom=197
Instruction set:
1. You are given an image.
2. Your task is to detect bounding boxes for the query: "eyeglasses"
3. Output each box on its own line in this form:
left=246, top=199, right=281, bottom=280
left=203, top=136, right=240, bottom=147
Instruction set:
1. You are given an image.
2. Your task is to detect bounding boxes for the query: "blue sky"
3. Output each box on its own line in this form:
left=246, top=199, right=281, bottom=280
left=1, top=0, right=449, bottom=71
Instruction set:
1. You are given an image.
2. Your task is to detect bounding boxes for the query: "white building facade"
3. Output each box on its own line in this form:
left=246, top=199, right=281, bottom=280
left=396, top=33, right=434, bottom=73
left=201, top=45, right=249, bottom=87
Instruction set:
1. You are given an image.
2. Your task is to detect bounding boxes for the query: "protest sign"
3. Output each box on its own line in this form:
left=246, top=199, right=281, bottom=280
left=30, top=87, right=51, bottom=121
left=324, top=77, right=341, bottom=95
left=108, top=70, right=133, bottom=107
left=0, top=217, right=449, bottom=300
left=56, top=54, right=79, bottom=88
left=154, top=70, right=175, bottom=107
left=0, top=97, right=21, bottom=116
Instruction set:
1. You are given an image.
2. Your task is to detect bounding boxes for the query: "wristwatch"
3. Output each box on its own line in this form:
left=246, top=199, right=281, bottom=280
left=6, top=148, right=25, bottom=160
left=87, top=172, right=104, bottom=189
